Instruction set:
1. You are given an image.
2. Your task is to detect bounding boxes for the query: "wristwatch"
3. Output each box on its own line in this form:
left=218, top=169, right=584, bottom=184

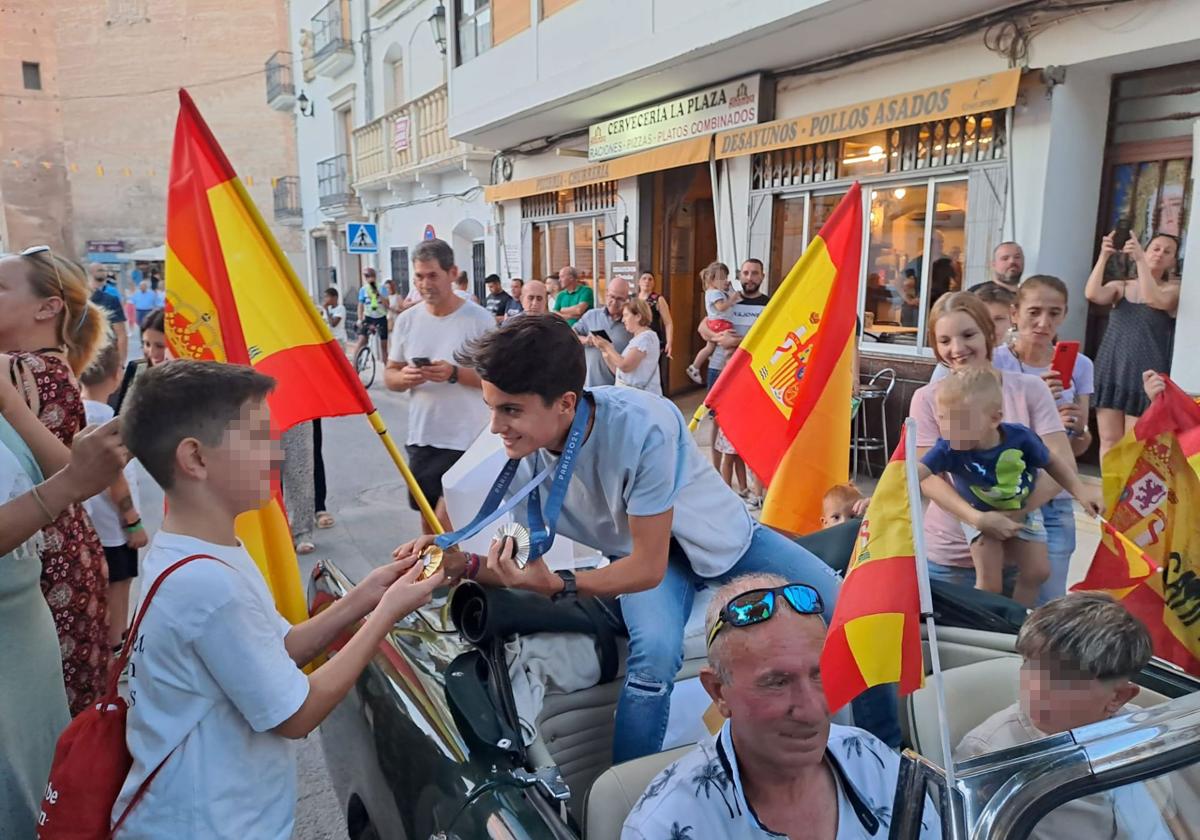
left=448, top=364, right=459, bottom=384
left=552, top=570, right=577, bottom=602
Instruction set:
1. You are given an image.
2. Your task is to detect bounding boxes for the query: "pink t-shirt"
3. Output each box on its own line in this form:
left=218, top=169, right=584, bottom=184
left=911, top=370, right=1065, bottom=567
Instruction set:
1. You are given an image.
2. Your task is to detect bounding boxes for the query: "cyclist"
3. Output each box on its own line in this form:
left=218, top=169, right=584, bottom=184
left=353, top=267, right=389, bottom=362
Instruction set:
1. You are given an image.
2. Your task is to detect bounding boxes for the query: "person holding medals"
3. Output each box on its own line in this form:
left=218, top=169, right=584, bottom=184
left=394, top=314, right=900, bottom=763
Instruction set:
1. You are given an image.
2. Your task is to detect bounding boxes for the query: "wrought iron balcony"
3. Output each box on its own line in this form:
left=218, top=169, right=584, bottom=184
left=265, top=51, right=295, bottom=111
left=311, top=0, right=354, bottom=77
left=273, top=175, right=303, bottom=225
left=317, top=153, right=358, bottom=215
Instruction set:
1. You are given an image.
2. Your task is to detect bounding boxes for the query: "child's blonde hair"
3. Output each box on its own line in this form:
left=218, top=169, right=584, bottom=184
left=700, top=261, right=729, bottom=290
left=822, top=482, right=864, bottom=510
left=938, top=366, right=1003, bottom=413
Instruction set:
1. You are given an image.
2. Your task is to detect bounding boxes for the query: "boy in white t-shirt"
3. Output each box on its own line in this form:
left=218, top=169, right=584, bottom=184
left=78, top=341, right=147, bottom=649
left=321, top=286, right=347, bottom=347
left=115, top=360, right=443, bottom=839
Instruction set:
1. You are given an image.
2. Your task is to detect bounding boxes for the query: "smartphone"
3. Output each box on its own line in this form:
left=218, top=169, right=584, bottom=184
left=410, top=357, right=431, bottom=367
left=1112, top=217, right=1132, bottom=251
left=589, top=329, right=611, bottom=344
left=112, top=359, right=150, bottom=414
left=1050, top=340, right=1080, bottom=388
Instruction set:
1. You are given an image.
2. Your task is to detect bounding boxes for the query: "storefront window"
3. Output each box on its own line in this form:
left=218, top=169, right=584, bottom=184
left=865, top=184, right=928, bottom=343
left=531, top=216, right=609, bottom=283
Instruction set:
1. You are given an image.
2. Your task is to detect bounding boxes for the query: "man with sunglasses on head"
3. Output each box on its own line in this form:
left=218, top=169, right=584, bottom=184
left=394, top=315, right=900, bottom=765
left=623, top=573, right=940, bottom=840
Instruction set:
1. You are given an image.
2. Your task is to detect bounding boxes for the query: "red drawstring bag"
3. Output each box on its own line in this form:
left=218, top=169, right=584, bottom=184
left=37, top=554, right=220, bottom=839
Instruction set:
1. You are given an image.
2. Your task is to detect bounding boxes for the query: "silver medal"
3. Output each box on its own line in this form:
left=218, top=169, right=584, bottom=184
left=495, top=522, right=533, bottom=569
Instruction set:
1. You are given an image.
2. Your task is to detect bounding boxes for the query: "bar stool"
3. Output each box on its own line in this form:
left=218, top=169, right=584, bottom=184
left=852, top=368, right=896, bottom=479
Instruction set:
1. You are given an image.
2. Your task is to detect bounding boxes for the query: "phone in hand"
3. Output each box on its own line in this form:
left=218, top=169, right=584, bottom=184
left=1112, top=217, right=1132, bottom=251
left=589, top=329, right=611, bottom=344
left=112, top=359, right=149, bottom=415
left=1050, top=340, right=1079, bottom=388
left=410, top=357, right=432, bottom=367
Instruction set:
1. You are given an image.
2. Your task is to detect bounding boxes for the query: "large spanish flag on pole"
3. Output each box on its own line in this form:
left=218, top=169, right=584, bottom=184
left=1073, top=377, right=1200, bottom=674
left=820, top=438, right=924, bottom=711
left=704, top=184, right=861, bottom=535
left=165, top=90, right=440, bottom=621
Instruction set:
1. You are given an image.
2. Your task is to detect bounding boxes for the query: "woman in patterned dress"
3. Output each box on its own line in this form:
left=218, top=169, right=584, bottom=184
left=0, top=248, right=112, bottom=715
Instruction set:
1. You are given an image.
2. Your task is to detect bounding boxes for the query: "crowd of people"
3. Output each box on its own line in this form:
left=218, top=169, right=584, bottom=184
left=0, top=222, right=1188, bottom=838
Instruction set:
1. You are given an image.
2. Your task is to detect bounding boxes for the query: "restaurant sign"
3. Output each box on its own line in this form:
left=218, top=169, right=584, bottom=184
left=715, top=68, right=1021, bottom=160
left=589, top=74, right=761, bottom=161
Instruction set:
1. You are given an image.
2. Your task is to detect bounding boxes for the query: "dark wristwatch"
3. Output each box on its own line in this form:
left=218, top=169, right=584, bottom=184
left=551, top=570, right=577, bottom=602
left=448, top=364, right=459, bottom=384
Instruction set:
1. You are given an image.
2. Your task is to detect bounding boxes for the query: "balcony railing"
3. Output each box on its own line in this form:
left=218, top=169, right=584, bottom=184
left=312, top=0, right=354, bottom=75
left=265, top=51, right=295, bottom=110
left=352, top=86, right=478, bottom=188
left=317, top=153, right=355, bottom=210
left=273, top=175, right=302, bottom=224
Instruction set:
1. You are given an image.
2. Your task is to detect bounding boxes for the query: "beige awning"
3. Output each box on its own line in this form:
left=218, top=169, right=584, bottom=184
left=484, top=135, right=712, bottom=203
left=715, top=68, right=1022, bottom=160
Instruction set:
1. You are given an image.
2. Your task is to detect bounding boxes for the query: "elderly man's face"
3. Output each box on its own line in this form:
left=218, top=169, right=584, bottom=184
left=703, top=611, right=830, bottom=772
left=522, top=281, right=548, bottom=314
left=1019, top=656, right=1138, bottom=735
left=605, top=279, right=629, bottom=318
left=559, top=267, right=578, bottom=290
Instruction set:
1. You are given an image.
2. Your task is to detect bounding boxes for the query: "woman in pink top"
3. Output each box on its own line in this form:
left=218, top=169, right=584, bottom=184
left=911, top=292, right=1075, bottom=588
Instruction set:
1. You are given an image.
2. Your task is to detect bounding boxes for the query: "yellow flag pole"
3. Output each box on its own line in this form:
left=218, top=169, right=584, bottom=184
left=687, top=403, right=709, bottom=433
left=227, top=175, right=445, bottom=535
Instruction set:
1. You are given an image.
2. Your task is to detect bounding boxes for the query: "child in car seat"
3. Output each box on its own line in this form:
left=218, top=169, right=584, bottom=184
left=820, top=482, right=867, bottom=528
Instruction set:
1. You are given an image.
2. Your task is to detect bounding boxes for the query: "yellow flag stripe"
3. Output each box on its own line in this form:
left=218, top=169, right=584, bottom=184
left=845, top=612, right=906, bottom=685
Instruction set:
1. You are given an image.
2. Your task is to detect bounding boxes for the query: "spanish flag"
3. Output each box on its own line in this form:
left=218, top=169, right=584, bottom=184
left=1073, top=377, right=1200, bottom=675
left=705, top=184, right=861, bottom=535
left=166, top=90, right=374, bottom=623
left=820, top=439, right=923, bottom=711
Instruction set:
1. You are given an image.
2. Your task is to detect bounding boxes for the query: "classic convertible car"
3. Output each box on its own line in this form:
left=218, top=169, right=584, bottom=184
left=307, top=521, right=1200, bottom=840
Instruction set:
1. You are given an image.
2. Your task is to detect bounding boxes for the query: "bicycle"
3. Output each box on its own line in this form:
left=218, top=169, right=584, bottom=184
left=354, top=320, right=380, bottom=389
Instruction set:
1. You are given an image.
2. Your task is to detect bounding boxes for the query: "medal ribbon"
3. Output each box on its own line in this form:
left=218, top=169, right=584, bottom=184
left=434, top=395, right=592, bottom=557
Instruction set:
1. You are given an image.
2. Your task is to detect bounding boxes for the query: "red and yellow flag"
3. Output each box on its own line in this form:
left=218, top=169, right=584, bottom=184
left=705, top=184, right=861, bottom=535
left=1072, top=378, right=1200, bottom=675
left=166, top=89, right=374, bottom=622
left=820, top=439, right=923, bottom=711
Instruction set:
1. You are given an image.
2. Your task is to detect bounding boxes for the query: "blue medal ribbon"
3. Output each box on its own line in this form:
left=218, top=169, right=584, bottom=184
left=434, top=395, right=592, bottom=560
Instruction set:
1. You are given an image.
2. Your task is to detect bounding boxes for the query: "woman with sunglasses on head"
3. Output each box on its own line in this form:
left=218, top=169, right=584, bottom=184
left=0, top=247, right=114, bottom=715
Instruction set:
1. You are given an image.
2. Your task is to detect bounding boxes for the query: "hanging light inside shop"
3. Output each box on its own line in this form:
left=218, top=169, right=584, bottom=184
left=893, top=188, right=906, bottom=199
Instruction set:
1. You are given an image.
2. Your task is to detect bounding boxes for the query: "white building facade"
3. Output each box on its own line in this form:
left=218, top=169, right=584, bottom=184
left=446, top=0, right=1200, bottom=403
left=280, top=0, right=493, bottom=314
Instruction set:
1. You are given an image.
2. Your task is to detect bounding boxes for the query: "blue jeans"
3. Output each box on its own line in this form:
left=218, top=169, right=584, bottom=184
left=612, top=524, right=902, bottom=763
left=1039, top=497, right=1076, bottom=605
left=927, top=560, right=1018, bottom=595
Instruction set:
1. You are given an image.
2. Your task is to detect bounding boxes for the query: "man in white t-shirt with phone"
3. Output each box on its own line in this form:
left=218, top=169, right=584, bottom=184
left=385, top=239, right=495, bottom=532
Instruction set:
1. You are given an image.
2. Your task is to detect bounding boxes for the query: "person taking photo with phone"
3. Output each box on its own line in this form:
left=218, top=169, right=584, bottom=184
left=1086, top=227, right=1180, bottom=460
left=384, top=239, right=494, bottom=534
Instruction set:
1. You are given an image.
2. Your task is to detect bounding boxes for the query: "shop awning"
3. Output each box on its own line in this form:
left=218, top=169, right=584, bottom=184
left=116, top=244, right=166, bottom=262
left=484, top=135, right=712, bottom=203
left=714, top=68, right=1021, bottom=160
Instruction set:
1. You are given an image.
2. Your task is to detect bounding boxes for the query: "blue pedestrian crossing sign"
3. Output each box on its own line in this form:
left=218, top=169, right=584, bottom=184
left=347, top=223, right=378, bottom=254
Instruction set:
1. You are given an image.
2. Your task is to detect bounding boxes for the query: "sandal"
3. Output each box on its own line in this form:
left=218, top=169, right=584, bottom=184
left=686, top=364, right=703, bottom=384
left=296, top=540, right=316, bottom=555
left=315, top=511, right=335, bottom=529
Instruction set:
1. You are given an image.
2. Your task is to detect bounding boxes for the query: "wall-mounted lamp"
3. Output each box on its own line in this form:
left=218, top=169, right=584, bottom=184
left=297, top=91, right=315, bottom=118
left=428, top=3, right=448, bottom=55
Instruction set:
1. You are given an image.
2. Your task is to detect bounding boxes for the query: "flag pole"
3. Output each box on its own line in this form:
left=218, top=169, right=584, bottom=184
left=687, top=403, right=709, bottom=433
left=226, top=176, right=445, bottom=535
left=902, top=418, right=957, bottom=788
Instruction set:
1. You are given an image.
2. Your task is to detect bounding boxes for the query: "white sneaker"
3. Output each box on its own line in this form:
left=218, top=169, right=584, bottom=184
left=686, top=364, right=703, bottom=384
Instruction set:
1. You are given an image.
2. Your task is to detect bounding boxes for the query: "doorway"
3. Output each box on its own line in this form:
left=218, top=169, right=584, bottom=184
left=647, top=164, right=716, bottom=395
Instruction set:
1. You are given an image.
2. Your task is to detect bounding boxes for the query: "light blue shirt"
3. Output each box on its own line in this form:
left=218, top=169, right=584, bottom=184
left=512, top=387, right=753, bottom=576
left=132, top=288, right=158, bottom=310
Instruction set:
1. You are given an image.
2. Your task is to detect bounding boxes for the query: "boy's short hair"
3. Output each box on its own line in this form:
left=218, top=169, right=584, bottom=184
left=122, top=360, right=275, bottom=490
left=80, top=340, right=123, bottom=387
left=1016, top=593, right=1152, bottom=681
left=822, top=482, right=863, bottom=509
left=972, top=282, right=1016, bottom=306
left=323, top=286, right=339, bottom=300
left=938, top=366, right=1003, bottom=413
left=456, top=313, right=584, bottom=405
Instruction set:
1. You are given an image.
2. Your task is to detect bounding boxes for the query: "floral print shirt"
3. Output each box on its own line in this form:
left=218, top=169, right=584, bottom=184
left=622, top=722, right=940, bottom=839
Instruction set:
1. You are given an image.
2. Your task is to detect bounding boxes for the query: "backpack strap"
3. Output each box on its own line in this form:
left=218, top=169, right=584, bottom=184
left=106, top=553, right=232, bottom=838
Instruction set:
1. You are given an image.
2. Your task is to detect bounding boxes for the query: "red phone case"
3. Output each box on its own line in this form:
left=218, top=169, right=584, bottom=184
left=1051, top=341, right=1079, bottom=387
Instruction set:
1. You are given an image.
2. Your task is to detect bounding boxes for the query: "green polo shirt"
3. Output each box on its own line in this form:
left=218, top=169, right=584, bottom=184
left=554, top=284, right=594, bottom=325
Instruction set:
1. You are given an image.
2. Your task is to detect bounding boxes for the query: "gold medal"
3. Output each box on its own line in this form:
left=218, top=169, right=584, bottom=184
left=417, top=545, right=444, bottom=581
left=495, top=522, right=532, bottom=569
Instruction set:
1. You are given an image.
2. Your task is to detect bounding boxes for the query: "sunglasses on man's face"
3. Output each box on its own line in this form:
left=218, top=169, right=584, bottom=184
left=706, top=583, right=825, bottom=649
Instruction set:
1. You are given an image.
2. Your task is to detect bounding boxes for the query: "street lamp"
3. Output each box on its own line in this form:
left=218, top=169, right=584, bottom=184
left=428, top=3, right=447, bottom=55
left=297, top=91, right=314, bottom=118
